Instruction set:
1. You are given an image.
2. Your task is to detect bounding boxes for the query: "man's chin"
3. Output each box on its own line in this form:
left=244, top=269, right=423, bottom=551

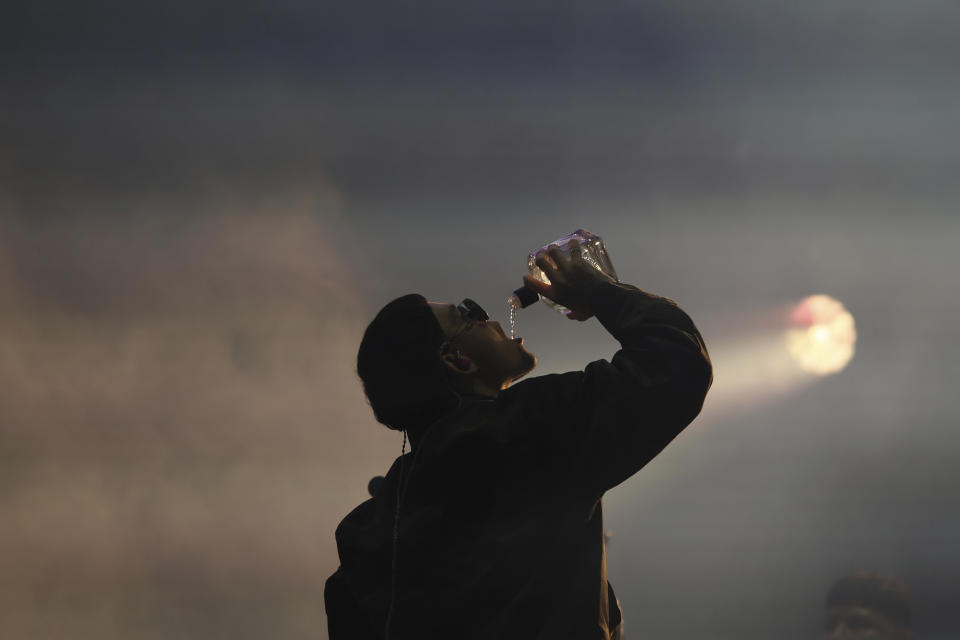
left=510, top=352, right=537, bottom=382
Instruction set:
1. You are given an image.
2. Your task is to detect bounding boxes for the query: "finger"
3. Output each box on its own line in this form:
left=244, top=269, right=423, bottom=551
left=522, top=274, right=553, bottom=298
left=534, top=250, right=561, bottom=282
left=545, top=244, right=567, bottom=265
left=534, top=249, right=557, bottom=268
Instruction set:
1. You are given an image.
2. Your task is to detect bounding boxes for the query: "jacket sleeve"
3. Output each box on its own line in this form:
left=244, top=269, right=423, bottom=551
left=511, top=280, right=713, bottom=499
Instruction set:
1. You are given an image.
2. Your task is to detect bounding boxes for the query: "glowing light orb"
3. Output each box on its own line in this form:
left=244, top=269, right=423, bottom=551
left=786, top=295, right=857, bottom=376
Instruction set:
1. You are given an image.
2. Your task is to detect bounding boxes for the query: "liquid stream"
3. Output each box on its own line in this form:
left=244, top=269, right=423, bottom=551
left=508, top=296, right=520, bottom=340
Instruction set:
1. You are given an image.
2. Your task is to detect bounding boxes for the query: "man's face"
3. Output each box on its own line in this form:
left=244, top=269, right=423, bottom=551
left=429, top=300, right=536, bottom=389
left=824, top=606, right=909, bottom=640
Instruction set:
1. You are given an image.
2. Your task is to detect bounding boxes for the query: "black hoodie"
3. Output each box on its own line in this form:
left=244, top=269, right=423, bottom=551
left=326, top=281, right=713, bottom=640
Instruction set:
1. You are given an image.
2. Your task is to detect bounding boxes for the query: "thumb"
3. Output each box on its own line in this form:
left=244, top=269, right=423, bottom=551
left=522, top=274, right=553, bottom=298
left=565, top=310, right=594, bottom=321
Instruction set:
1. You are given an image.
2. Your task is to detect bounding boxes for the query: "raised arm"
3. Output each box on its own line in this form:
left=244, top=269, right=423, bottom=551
left=516, top=241, right=713, bottom=497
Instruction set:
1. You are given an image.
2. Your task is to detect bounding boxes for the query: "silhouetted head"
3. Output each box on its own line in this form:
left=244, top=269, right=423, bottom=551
left=824, top=573, right=912, bottom=640
left=357, top=294, right=535, bottom=434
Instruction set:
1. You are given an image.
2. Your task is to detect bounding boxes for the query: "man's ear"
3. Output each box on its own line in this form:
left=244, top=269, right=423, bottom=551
left=440, top=352, right=479, bottom=375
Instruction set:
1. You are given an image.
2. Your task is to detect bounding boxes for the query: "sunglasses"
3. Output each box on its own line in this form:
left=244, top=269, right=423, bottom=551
left=439, top=298, right=489, bottom=356
left=455, top=298, right=489, bottom=326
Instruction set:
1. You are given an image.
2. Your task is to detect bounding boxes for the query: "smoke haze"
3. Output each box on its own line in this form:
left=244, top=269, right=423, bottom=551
left=3, top=1, right=959, bottom=638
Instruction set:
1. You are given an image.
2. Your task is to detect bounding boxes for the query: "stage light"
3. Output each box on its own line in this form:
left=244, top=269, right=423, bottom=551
left=786, top=295, right=857, bottom=376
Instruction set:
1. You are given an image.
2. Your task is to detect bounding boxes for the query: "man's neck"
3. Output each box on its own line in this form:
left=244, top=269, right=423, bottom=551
left=467, top=377, right=502, bottom=399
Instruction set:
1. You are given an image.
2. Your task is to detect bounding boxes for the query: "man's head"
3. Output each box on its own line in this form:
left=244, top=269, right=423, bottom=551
left=824, top=573, right=912, bottom=640
left=357, top=294, right=535, bottom=432
left=427, top=298, right=535, bottom=395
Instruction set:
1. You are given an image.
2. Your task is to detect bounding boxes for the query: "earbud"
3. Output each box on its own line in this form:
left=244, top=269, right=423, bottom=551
left=368, top=475, right=386, bottom=497
left=455, top=357, right=472, bottom=370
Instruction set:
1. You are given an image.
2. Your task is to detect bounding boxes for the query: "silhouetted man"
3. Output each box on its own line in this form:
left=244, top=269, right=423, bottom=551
left=325, top=240, right=712, bottom=639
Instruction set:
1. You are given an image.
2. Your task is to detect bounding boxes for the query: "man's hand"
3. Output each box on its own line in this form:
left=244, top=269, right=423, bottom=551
left=522, top=239, right=616, bottom=321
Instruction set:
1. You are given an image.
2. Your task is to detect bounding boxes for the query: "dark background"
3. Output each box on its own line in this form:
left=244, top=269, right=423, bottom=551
left=2, top=1, right=958, bottom=638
